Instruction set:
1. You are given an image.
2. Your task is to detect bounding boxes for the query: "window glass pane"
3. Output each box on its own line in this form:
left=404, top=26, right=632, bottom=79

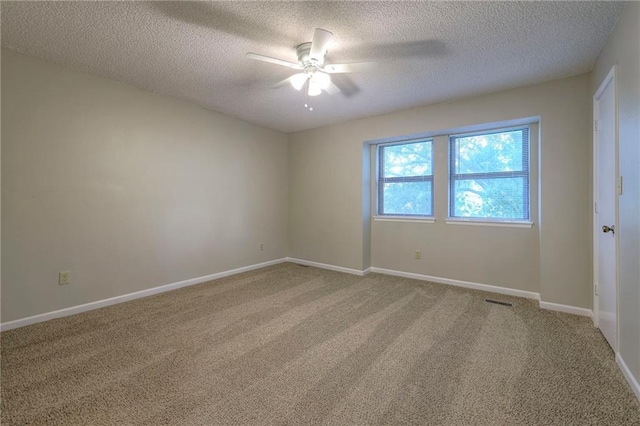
left=382, top=180, right=432, bottom=216
left=454, top=130, right=524, bottom=174
left=452, top=177, right=527, bottom=219
left=382, top=141, right=432, bottom=177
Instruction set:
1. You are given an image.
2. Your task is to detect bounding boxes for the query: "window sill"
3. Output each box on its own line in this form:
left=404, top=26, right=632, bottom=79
left=373, top=216, right=436, bottom=224
left=445, top=219, right=533, bottom=229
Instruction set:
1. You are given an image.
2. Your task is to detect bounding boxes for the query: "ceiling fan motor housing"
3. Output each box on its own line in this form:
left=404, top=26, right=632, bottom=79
left=297, top=42, right=323, bottom=68
left=246, top=28, right=365, bottom=96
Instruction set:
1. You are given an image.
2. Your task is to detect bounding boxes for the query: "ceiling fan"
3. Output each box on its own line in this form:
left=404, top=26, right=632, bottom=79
left=246, top=28, right=375, bottom=97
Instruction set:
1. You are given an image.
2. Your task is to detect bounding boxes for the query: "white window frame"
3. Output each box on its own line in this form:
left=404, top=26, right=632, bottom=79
left=448, top=126, right=531, bottom=224
left=376, top=139, right=434, bottom=219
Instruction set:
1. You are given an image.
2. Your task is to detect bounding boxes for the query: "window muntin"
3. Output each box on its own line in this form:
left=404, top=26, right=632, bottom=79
left=378, top=140, right=433, bottom=217
left=449, top=127, right=529, bottom=221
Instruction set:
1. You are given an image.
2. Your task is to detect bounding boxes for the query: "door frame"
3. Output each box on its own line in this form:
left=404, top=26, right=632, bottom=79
left=592, top=65, right=618, bottom=352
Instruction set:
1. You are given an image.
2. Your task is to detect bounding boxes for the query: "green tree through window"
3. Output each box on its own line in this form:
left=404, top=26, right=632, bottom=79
left=449, top=127, right=529, bottom=220
left=378, top=140, right=433, bottom=216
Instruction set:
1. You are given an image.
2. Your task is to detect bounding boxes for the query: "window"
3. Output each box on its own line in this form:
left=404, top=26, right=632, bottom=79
left=378, top=139, right=433, bottom=216
left=449, top=127, right=529, bottom=221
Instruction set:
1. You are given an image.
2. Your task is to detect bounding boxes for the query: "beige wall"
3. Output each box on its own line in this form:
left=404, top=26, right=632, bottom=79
left=592, top=1, right=640, bottom=389
left=1, top=50, right=289, bottom=322
left=2, top=47, right=598, bottom=323
left=371, top=128, right=539, bottom=293
left=289, top=74, right=591, bottom=307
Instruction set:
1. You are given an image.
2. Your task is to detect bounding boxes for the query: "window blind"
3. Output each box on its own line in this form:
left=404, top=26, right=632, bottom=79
left=449, top=127, right=530, bottom=221
left=378, top=140, right=434, bottom=216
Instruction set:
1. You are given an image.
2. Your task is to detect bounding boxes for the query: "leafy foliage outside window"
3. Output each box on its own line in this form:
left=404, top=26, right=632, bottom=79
left=378, top=140, right=433, bottom=216
left=449, top=127, right=529, bottom=220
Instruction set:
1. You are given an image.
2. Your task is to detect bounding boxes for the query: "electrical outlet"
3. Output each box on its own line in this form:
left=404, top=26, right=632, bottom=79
left=260, top=242, right=264, bottom=251
left=414, top=250, right=421, bottom=260
left=59, top=271, right=70, bottom=285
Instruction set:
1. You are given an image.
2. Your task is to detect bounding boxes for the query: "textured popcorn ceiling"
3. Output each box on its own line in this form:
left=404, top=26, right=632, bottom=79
left=1, top=1, right=624, bottom=133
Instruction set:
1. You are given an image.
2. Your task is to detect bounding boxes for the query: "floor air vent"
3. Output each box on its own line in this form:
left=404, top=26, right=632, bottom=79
left=296, top=264, right=309, bottom=268
left=485, top=299, right=513, bottom=307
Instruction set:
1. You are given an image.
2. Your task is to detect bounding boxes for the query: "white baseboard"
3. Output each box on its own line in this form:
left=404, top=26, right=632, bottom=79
left=370, top=267, right=595, bottom=318
left=292, top=261, right=592, bottom=317
left=286, top=257, right=369, bottom=276
left=538, top=301, right=593, bottom=318
left=2, top=258, right=595, bottom=331
left=0, top=258, right=288, bottom=332
left=617, top=353, right=640, bottom=402
left=370, top=267, right=540, bottom=300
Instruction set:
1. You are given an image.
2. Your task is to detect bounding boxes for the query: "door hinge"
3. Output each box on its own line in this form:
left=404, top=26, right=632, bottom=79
left=595, top=284, right=599, bottom=296
left=594, top=120, right=598, bottom=132
left=595, top=202, right=598, bottom=214
left=617, top=176, right=623, bottom=195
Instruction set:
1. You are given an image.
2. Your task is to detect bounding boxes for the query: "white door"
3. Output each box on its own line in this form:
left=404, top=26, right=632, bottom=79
left=594, top=71, right=617, bottom=351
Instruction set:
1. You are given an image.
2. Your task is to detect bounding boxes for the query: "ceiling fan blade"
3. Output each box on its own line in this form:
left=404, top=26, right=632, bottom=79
left=270, top=73, right=307, bottom=90
left=329, top=74, right=361, bottom=98
left=324, top=80, right=341, bottom=95
left=323, top=62, right=377, bottom=74
left=270, top=76, right=295, bottom=89
left=246, top=53, right=302, bottom=69
left=309, top=28, right=333, bottom=62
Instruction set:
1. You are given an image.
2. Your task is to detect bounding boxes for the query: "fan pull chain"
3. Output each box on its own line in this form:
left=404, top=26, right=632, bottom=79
left=304, top=80, right=313, bottom=111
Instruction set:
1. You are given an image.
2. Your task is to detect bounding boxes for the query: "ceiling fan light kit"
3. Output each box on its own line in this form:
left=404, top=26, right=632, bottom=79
left=290, top=73, right=308, bottom=91
left=308, top=81, right=322, bottom=97
left=246, top=28, right=376, bottom=101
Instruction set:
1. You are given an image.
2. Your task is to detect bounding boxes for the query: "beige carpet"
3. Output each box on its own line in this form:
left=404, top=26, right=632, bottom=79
left=2, top=262, right=639, bottom=425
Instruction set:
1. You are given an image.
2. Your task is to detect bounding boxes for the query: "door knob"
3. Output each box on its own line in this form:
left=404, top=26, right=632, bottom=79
left=602, top=225, right=615, bottom=234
